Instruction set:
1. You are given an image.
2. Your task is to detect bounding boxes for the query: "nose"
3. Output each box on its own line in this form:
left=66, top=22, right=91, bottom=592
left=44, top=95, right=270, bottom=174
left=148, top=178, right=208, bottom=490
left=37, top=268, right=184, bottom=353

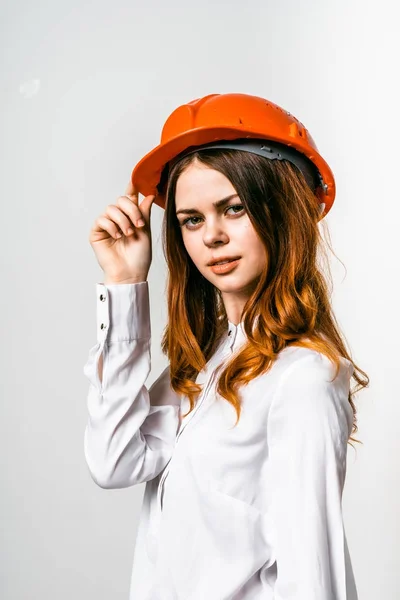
left=202, top=217, right=229, bottom=247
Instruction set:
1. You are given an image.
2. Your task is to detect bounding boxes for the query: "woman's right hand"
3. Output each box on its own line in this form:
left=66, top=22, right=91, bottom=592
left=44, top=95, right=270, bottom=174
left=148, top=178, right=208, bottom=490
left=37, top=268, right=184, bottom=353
left=89, top=179, right=157, bottom=284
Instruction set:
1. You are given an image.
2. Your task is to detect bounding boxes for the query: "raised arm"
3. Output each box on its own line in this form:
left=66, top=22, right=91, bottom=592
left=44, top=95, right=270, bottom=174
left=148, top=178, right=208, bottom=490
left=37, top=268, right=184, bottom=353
left=83, top=282, right=180, bottom=489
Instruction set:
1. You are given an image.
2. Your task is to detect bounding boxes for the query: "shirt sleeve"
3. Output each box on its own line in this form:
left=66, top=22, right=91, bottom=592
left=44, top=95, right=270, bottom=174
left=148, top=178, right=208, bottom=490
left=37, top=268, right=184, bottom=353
left=264, top=352, right=356, bottom=600
left=83, top=282, right=180, bottom=489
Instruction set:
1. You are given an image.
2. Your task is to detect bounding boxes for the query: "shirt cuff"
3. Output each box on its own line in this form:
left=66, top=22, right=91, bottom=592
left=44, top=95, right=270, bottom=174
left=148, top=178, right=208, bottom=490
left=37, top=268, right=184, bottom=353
left=96, top=282, right=151, bottom=344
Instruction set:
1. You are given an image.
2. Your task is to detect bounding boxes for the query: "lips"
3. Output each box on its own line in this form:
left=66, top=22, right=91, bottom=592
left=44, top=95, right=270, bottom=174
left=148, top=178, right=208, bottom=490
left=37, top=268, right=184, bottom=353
left=207, top=256, right=241, bottom=266
left=208, top=258, right=241, bottom=274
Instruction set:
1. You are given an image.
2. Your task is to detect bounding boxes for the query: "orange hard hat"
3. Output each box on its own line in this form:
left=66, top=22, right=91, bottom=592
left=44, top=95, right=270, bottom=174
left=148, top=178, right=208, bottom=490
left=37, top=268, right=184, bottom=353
left=131, top=93, right=335, bottom=219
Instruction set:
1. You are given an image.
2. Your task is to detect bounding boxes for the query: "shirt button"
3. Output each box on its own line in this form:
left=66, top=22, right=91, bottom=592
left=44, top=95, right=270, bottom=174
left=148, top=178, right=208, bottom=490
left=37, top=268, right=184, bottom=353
left=100, top=323, right=107, bottom=330
left=228, top=330, right=232, bottom=336
left=99, top=293, right=106, bottom=302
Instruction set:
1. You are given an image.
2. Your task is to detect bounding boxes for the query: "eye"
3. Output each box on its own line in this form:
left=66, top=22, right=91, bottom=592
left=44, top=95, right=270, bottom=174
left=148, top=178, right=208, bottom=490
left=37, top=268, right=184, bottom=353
left=226, top=204, right=245, bottom=215
left=182, top=216, right=201, bottom=228
left=180, top=204, right=245, bottom=230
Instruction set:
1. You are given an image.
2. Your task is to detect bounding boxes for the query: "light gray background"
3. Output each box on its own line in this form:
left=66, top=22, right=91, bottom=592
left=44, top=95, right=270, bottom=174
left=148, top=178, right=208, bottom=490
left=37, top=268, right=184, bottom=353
left=1, top=0, right=398, bottom=598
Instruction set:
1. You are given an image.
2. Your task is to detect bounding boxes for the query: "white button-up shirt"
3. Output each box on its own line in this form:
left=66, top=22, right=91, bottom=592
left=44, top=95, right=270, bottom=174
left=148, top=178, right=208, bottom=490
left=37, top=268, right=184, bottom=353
left=83, top=282, right=358, bottom=600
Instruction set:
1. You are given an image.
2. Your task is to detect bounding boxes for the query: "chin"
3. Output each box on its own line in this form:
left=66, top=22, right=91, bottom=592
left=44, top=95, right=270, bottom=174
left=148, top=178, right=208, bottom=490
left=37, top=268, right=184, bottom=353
left=214, top=278, right=255, bottom=293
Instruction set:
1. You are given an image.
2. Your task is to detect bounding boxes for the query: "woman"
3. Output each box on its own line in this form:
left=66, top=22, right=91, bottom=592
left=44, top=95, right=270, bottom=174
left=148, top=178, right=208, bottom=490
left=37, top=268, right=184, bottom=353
left=84, top=93, right=368, bottom=599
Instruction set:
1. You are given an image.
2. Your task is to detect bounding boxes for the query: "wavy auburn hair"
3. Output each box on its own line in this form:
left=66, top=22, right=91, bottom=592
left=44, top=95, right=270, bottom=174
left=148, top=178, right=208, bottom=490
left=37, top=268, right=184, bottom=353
left=159, top=148, right=369, bottom=448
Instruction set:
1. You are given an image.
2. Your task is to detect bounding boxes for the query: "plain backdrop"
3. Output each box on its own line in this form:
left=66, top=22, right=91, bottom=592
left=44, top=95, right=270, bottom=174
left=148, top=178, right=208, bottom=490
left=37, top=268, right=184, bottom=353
left=1, top=0, right=398, bottom=598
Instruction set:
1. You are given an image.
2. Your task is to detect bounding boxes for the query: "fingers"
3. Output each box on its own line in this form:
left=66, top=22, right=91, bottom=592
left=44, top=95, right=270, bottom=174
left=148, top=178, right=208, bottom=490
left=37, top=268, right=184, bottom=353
left=124, top=179, right=138, bottom=199
left=124, top=180, right=157, bottom=217
left=103, top=202, right=141, bottom=236
left=138, top=192, right=157, bottom=222
left=91, top=184, right=156, bottom=241
left=95, top=190, right=152, bottom=238
left=94, top=215, right=128, bottom=240
left=116, top=195, right=146, bottom=228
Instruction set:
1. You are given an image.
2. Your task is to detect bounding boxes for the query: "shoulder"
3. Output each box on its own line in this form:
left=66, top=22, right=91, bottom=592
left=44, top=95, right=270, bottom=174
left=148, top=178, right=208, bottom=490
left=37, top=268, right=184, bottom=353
left=276, top=345, right=353, bottom=385
left=269, top=346, right=354, bottom=438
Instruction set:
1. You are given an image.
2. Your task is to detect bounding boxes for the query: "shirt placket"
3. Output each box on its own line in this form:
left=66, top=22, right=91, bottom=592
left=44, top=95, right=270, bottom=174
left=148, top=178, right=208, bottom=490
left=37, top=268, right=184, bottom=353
left=156, top=327, right=237, bottom=512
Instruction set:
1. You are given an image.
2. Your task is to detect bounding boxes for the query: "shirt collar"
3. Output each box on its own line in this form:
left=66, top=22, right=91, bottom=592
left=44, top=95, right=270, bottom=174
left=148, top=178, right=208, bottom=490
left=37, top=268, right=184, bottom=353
left=226, top=319, right=247, bottom=352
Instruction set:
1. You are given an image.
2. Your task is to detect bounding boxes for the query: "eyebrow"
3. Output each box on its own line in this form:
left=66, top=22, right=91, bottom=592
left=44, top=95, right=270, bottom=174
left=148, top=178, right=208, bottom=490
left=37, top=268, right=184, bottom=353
left=175, top=194, right=239, bottom=216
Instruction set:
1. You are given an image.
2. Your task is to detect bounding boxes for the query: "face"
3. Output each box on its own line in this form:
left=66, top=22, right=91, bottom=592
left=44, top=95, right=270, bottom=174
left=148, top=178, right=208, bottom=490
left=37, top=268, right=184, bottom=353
left=175, top=160, right=267, bottom=319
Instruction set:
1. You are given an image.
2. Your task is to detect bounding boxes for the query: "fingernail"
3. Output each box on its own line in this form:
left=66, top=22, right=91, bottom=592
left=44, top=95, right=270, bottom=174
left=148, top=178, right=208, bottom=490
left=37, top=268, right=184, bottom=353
left=137, top=219, right=145, bottom=227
